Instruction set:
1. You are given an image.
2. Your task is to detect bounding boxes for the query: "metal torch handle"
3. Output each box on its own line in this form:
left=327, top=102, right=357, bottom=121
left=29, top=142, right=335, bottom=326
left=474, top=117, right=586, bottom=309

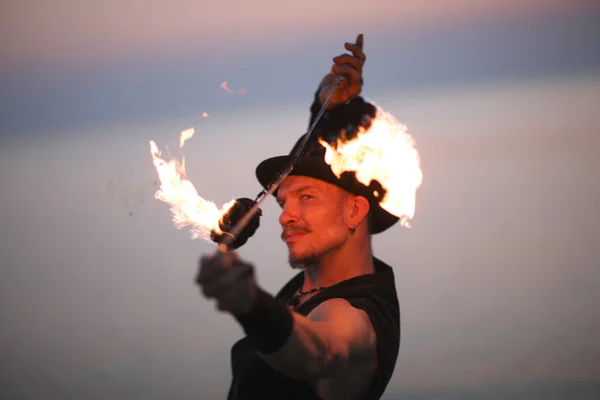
left=216, top=164, right=293, bottom=253
left=216, top=75, right=345, bottom=254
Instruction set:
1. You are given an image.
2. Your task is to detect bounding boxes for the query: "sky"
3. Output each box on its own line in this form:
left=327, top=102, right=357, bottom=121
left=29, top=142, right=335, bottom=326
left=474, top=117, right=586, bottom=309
left=1, top=1, right=600, bottom=399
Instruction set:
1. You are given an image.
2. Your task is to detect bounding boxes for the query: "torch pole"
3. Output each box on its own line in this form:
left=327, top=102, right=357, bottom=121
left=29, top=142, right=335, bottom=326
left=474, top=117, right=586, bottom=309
left=216, top=75, right=345, bottom=253
left=216, top=164, right=293, bottom=253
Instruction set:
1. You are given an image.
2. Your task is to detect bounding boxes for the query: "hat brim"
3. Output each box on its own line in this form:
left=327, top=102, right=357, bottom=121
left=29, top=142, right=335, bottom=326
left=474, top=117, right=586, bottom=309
left=256, top=155, right=398, bottom=234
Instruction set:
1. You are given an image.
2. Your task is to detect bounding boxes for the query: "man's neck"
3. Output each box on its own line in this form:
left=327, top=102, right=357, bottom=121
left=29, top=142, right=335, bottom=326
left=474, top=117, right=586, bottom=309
left=302, top=234, right=374, bottom=291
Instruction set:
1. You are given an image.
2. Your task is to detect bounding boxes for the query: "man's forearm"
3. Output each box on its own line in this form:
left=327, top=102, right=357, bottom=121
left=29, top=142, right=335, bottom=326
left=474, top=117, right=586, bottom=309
left=259, top=312, right=350, bottom=380
left=234, top=289, right=350, bottom=380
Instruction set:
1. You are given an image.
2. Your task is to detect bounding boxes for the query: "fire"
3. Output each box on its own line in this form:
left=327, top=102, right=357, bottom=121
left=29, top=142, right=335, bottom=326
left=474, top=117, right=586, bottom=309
left=319, top=104, right=423, bottom=228
left=202, top=112, right=209, bottom=118
left=179, top=127, right=195, bottom=148
left=149, top=131, right=235, bottom=241
left=220, top=81, right=245, bottom=95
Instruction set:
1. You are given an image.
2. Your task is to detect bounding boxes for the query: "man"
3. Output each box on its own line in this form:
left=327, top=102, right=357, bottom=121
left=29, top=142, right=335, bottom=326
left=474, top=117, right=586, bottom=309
left=197, top=34, right=401, bottom=400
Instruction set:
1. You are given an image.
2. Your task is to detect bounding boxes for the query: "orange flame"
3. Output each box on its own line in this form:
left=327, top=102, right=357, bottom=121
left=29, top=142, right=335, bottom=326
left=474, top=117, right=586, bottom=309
left=220, top=81, right=245, bottom=95
left=202, top=112, right=209, bottom=118
left=319, top=104, right=422, bottom=228
left=220, top=81, right=234, bottom=93
left=179, top=127, right=195, bottom=148
left=149, top=134, right=235, bottom=240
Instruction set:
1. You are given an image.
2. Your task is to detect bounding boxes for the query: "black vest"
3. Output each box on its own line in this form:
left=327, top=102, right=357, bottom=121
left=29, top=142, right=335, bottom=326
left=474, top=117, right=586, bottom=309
left=227, top=257, right=401, bottom=400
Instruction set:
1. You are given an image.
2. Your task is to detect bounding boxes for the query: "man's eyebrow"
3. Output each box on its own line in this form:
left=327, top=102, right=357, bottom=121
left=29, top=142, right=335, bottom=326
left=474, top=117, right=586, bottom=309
left=276, top=184, right=320, bottom=203
left=291, top=184, right=320, bottom=194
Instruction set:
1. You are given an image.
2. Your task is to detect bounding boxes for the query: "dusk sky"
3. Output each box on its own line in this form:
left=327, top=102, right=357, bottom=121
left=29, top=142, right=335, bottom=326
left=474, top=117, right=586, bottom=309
left=1, top=1, right=600, bottom=399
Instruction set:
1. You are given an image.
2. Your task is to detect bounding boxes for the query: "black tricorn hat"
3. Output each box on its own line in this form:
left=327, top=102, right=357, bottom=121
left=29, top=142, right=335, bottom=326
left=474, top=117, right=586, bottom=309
left=255, top=97, right=399, bottom=234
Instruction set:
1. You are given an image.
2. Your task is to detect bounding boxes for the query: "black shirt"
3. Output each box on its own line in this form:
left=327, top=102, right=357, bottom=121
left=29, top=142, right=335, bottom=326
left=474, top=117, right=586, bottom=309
left=227, top=257, right=401, bottom=400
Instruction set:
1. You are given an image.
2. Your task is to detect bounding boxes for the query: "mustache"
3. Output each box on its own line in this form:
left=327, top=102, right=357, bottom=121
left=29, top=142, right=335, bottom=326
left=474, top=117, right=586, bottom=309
left=281, top=226, right=311, bottom=241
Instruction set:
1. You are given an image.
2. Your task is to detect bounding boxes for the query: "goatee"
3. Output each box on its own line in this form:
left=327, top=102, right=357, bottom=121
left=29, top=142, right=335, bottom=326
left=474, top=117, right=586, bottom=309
left=288, top=254, right=318, bottom=270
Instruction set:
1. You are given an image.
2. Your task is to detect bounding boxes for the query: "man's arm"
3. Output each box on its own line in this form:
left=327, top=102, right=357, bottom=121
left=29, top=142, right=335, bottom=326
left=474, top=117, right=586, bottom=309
left=196, top=253, right=376, bottom=380
left=260, top=298, right=377, bottom=380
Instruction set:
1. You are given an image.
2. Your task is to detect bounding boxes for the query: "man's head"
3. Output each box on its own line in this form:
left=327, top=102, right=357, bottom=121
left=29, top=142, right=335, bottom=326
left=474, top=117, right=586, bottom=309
left=276, top=175, right=371, bottom=268
left=255, top=96, right=399, bottom=263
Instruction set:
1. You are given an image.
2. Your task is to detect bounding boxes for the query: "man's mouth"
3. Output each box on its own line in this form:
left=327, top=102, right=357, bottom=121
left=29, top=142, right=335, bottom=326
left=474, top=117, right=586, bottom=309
left=281, top=229, right=309, bottom=243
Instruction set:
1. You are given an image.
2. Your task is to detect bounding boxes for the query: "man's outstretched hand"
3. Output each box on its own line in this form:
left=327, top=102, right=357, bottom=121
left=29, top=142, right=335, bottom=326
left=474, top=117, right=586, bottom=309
left=319, top=34, right=365, bottom=109
left=196, top=251, right=258, bottom=317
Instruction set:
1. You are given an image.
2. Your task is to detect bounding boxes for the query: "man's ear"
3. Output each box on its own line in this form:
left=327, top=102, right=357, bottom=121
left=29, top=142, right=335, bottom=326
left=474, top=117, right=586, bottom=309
left=347, top=195, right=370, bottom=230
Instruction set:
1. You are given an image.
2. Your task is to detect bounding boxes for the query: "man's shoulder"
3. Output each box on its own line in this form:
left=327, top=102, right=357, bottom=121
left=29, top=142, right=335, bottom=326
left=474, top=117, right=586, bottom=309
left=308, top=298, right=377, bottom=361
left=309, top=297, right=370, bottom=321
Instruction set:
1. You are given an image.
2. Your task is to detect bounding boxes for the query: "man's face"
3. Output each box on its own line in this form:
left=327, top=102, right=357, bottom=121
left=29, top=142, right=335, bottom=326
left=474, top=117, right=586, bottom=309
left=276, top=175, right=351, bottom=268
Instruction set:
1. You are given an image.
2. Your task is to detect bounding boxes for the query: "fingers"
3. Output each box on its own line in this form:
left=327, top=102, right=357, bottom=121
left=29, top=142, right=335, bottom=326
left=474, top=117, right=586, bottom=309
left=333, top=54, right=363, bottom=73
left=318, top=34, right=365, bottom=107
left=214, top=280, right=254, bottom=312
left=356, top=33, right=364, bottom=50
left=343, top=43, right=365, bottom=63
left=201, top=261, right=254, bottom=299
left=196, top=251, right=258, bottom=316
left=331, top=63, right=362, bottom=83
left=330, top=34, right=365, bottom=84
left=196, top=251, right=240, bottom=284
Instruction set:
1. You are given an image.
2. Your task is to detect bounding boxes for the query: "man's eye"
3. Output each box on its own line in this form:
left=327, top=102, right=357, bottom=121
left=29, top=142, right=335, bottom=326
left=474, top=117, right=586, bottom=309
left=300, top=194, right=313, bottom=200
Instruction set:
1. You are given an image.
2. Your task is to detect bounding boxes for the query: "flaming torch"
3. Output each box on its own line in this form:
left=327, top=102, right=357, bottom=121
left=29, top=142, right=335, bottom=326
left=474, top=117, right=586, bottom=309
left=148, top=77, right=345, bottom=253
left=149, top=76, right=421, bottom=254
left=149, top=128, right=262, bottom=250
left=149, top=131, right=235, bottom=241
left=319, top=103, right=422, bottom=227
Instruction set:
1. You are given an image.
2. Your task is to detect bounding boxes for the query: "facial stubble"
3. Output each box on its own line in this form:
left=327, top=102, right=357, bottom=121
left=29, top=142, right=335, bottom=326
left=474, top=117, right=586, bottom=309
left=286, top=193, right=348, bottom=270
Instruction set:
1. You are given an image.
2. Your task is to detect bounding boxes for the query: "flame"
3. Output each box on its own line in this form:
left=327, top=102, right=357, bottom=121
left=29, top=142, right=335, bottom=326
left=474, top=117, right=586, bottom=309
left=220, top=81, right=234, bottom=94
left=319, top=104, right=423, bottom=228
left=179, top=127, right=195, bottom=148
left=149, top=139, right=235, bottom=240
left=220, top=81, right=245, bottom=95
left=202, top=112, right=209, bottom=118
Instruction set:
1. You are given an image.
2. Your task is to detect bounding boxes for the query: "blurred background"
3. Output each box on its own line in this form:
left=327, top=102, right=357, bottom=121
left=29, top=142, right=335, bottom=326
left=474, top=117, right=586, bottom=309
left=1, top=1, right=599, bottom=399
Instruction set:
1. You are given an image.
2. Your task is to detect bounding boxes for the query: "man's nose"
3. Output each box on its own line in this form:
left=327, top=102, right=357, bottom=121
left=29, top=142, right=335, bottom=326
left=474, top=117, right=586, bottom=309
left=278, top=202, right=299, bottom=226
